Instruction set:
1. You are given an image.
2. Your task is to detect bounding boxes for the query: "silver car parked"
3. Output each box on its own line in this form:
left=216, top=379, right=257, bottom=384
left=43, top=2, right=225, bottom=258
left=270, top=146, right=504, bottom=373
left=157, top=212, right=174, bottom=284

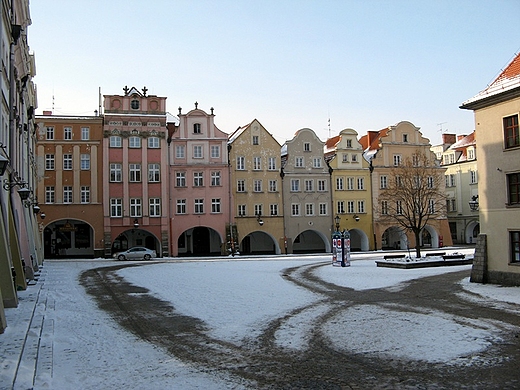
left=113, top=246, right=157, bottom=261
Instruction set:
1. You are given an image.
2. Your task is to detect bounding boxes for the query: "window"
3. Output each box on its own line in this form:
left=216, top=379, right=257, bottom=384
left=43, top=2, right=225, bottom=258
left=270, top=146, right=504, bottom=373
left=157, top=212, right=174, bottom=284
left=253, top=179, right=262, bottom=192
left=81, top=186, right=90, bottom=203
left=269, top=180, right=277, bottom=192
left=64, top=127, right=72, bottom=140
left=148, top=137, right=160, bottom=148
left=253, top=156, right=261, bottom=170
left=129, top=164, right=141, bottom=182
left=81, top=127, right=90, bottom=140
left=319, top=203, right=327, bottom=215
left=110, top=198, right=122, bottom=217
left=305, top=179, right=314, bottom=192
left=446, top=174, right=455, bottom=187
left=211, top=171, right=221, bottom=186
left=149, top=198, right=161, bottom=217
left=337, top=201, right=345, bottom=214
left=291, top=203, right=300, bottom=216
left=270, top=204, right=278, bottom=216
left=507, top=172, right=520, bottom=205
left=403, top=134, right=408, bottom=143
left=46, top=126, right=54, bottom=140
left=342, top=154, right=349, bottom=163
left=110, top=164, right=122, bottom=182
left=176, top=172, right=186, bottom=187
left=351, top=154, right=358, bottom=163
left=211, top=145, right=220, bottom=158
left=393, top=154, right=402, bottom=166
left=336, top=177, right=344, bottom=191
left=176, top=145, right=185, bottom=158
left=427, top=176, right=434, bottom=188
left=396, top=200, right=403, bottom=215
left=194, top=172, right=204, bottom=187
left=291, top=179, right=300, bottom=192
left=238, top=204, right=246, bottom=216
left=193, top=145, right=203, bottom=158
left=504, top=114, right=519, bottom=149
left=193, top=123, right=201, bottom=134
left=63, top=186, right=73, bottom=203
left=304, top=142, right=311, bottom=152
left=236, top=156, right=245, bottom=170
left=252, top=135, right=259, bottom=145
left=45, top=154, right=55, bottom=170
left=45, top=186, right=55, bottom=203
left=129, top=136, right=141, bottom=148
left=176, top=199, right=186, bottom=214
left=130, top=198, right=142, bottom=217
left=347, top=177, right=354, bottom=191
left=347, top=201, right=355, bottom=214
left=468, top=148, right=475, bottom=160
left=381, top=201, right=388, bottom=215
left=305, top=203, right=314, bottom=216
left=510, top=231, right=520, bottom=263
left=318, top=180, right=326, bottom=192
left=268, top=157, right=276, bottom=170
left=346, top=139, right=352, bottom=148
left=110, top=135, right=122, bottom=147
left=131, top=99, right=139, bottom=109
left=63, top=154, right=72, bottom=170
left=148, top=164, right=160, bottom=182
left=470, top=170, right=478, bottom=184
left=295, top=157, right=304, bottom=168
left=412, top=154, right=420, bottom=167
left=194, top=199, right=204, bottom=214
left=237, top=179, right=245, bottom=192
left=254, top=204, right=263, bottom=217
left=357, top=200, right=365, bottom=213
left=447, top=198, right=456, bottom=212
left=357, top=177, right=364, bottom=190
left=211, top=198, right=221, bottom=213
left=428, top=199, right=435, bottom=214
left=313, top=157, right=322, bottom=168
left=80, top=154, right=90, bottom=170
left=380, top=175, right=388, bottom=189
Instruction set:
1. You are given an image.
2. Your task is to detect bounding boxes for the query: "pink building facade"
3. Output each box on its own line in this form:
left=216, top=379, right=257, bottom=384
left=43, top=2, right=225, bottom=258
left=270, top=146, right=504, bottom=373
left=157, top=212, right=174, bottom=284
left=169, top=103, right=230, bottom=256
left=103, top=87, right=170, bottom=256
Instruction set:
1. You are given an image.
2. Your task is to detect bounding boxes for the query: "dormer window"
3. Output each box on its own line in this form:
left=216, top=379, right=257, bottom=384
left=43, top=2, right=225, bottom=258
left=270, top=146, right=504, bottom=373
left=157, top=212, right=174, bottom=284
left=304, top=142, right=311, bottom=152
left=131, top=99, right=140, bottom=110
left=194, top=123, right=201, bottom=134
left=346, top=139, right=352, bottom=148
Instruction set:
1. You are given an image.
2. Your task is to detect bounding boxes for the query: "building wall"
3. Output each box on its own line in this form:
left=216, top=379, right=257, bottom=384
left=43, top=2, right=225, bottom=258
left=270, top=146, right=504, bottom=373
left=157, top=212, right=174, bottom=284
left=228, top=119, right=284, bottom=254
left=474, top=98, right=520, bottom=279
left=281, top=128, right=332, bottom=253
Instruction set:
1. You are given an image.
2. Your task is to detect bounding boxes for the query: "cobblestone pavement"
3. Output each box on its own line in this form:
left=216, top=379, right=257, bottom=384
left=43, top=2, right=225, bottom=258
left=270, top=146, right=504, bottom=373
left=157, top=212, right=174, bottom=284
left=80, top=262, right=520, bottom=390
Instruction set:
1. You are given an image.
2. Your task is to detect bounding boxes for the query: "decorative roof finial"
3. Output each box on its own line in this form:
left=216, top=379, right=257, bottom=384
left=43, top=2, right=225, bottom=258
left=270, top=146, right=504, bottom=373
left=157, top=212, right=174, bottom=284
left=178, top=107, right=182, bottom=115
left=195, top=101, right=198, bottom=109
left=142, top=86, right=148, bottom=96
left=210, top=107, right=214, bottom=115
left=123, top=86, right=129, bottom=95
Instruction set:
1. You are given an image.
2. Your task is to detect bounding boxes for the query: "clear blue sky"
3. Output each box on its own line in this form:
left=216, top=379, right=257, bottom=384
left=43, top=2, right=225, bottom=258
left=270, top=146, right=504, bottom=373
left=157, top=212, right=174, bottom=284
left=29, top=0, right=520, bottom=145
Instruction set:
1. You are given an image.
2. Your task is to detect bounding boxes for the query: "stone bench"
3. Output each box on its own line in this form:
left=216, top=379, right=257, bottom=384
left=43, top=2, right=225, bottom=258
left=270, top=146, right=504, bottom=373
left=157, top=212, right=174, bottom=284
left=383, top=254, right=406, bottom=260
left=442, top=254, right=465, bottom=260
left=425, top=252, right=446, bottom=257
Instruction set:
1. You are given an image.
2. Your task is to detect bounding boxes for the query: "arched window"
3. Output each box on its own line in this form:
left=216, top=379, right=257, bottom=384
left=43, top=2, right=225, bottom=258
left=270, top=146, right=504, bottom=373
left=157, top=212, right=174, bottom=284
left=131, top=99, right=140, bottom=109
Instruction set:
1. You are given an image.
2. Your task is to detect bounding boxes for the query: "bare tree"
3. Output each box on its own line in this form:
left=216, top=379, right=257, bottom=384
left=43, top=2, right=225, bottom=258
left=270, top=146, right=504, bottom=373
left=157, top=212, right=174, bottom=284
left=378, top=151, right=447, bottom=257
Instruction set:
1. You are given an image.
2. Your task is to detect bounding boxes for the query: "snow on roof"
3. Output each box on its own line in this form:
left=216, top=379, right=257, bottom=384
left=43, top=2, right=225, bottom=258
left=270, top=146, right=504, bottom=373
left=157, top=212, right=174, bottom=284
left=461, top=52, right=520, bottom=107
left=448, top=132, right=475, bottom=150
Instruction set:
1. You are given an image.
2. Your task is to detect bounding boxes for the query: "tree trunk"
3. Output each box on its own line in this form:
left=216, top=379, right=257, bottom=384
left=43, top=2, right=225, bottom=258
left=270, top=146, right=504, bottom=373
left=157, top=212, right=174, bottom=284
left=414, top=230, right=421, bottom=258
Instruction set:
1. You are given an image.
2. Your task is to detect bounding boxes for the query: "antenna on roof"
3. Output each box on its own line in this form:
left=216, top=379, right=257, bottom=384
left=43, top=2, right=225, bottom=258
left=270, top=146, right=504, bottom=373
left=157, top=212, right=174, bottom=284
left=437, top=122, right=447, bottom=133
left=328, top=117, right=331, bottom=138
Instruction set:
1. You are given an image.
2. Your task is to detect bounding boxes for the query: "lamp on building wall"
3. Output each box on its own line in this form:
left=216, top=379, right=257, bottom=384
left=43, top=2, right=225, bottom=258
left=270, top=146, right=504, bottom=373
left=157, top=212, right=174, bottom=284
left=133, top=218, right=139, bottom=229
left=469, top=195, right=479, bottom=211
left=40, top=212, right=46, bottom=220
left=256, top=212, right=264, bottom=226
left=353, top=214, right=360, bottom=222
left=335, top=215, right=341, bottom=231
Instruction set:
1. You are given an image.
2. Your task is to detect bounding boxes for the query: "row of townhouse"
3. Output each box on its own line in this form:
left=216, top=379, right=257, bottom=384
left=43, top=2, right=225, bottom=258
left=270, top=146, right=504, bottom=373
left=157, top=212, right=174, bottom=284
left=0, top=0, right=40, bottom=332
left=34, top=87, right=454, bottom=261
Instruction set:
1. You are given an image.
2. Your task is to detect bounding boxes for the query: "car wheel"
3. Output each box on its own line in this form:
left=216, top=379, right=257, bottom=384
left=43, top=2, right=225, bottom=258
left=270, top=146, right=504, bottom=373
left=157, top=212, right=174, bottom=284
left=118, top=254, right=126, bottom=261
left=144, top=254, right=151, bottom=261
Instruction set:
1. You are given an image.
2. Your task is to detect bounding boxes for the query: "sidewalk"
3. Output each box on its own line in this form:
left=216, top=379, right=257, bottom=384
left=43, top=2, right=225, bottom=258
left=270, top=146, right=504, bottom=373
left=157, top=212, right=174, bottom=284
left=1, top=265, right=52, bottom=390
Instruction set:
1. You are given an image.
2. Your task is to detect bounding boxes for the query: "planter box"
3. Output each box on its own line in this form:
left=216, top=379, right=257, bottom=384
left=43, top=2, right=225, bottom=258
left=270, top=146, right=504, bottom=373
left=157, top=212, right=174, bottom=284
left=376, top=258, right=473, bottom=269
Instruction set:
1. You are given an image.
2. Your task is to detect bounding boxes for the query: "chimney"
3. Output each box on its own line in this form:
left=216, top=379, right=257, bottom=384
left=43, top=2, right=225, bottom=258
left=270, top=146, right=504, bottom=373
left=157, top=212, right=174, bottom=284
left=457, top=134, right=466, bottom=141
left=43, top=110, right=52, bottom=116
left=442, top=133, right=456, bottom=145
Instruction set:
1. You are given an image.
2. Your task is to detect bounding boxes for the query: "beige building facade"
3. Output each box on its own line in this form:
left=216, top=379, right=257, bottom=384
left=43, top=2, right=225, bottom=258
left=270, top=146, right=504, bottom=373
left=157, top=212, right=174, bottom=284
left=326, top=128, right=374, bottom=251
left=461, top=53, right=520, bottom=286
left=228, top=119, right=284, bottom=254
